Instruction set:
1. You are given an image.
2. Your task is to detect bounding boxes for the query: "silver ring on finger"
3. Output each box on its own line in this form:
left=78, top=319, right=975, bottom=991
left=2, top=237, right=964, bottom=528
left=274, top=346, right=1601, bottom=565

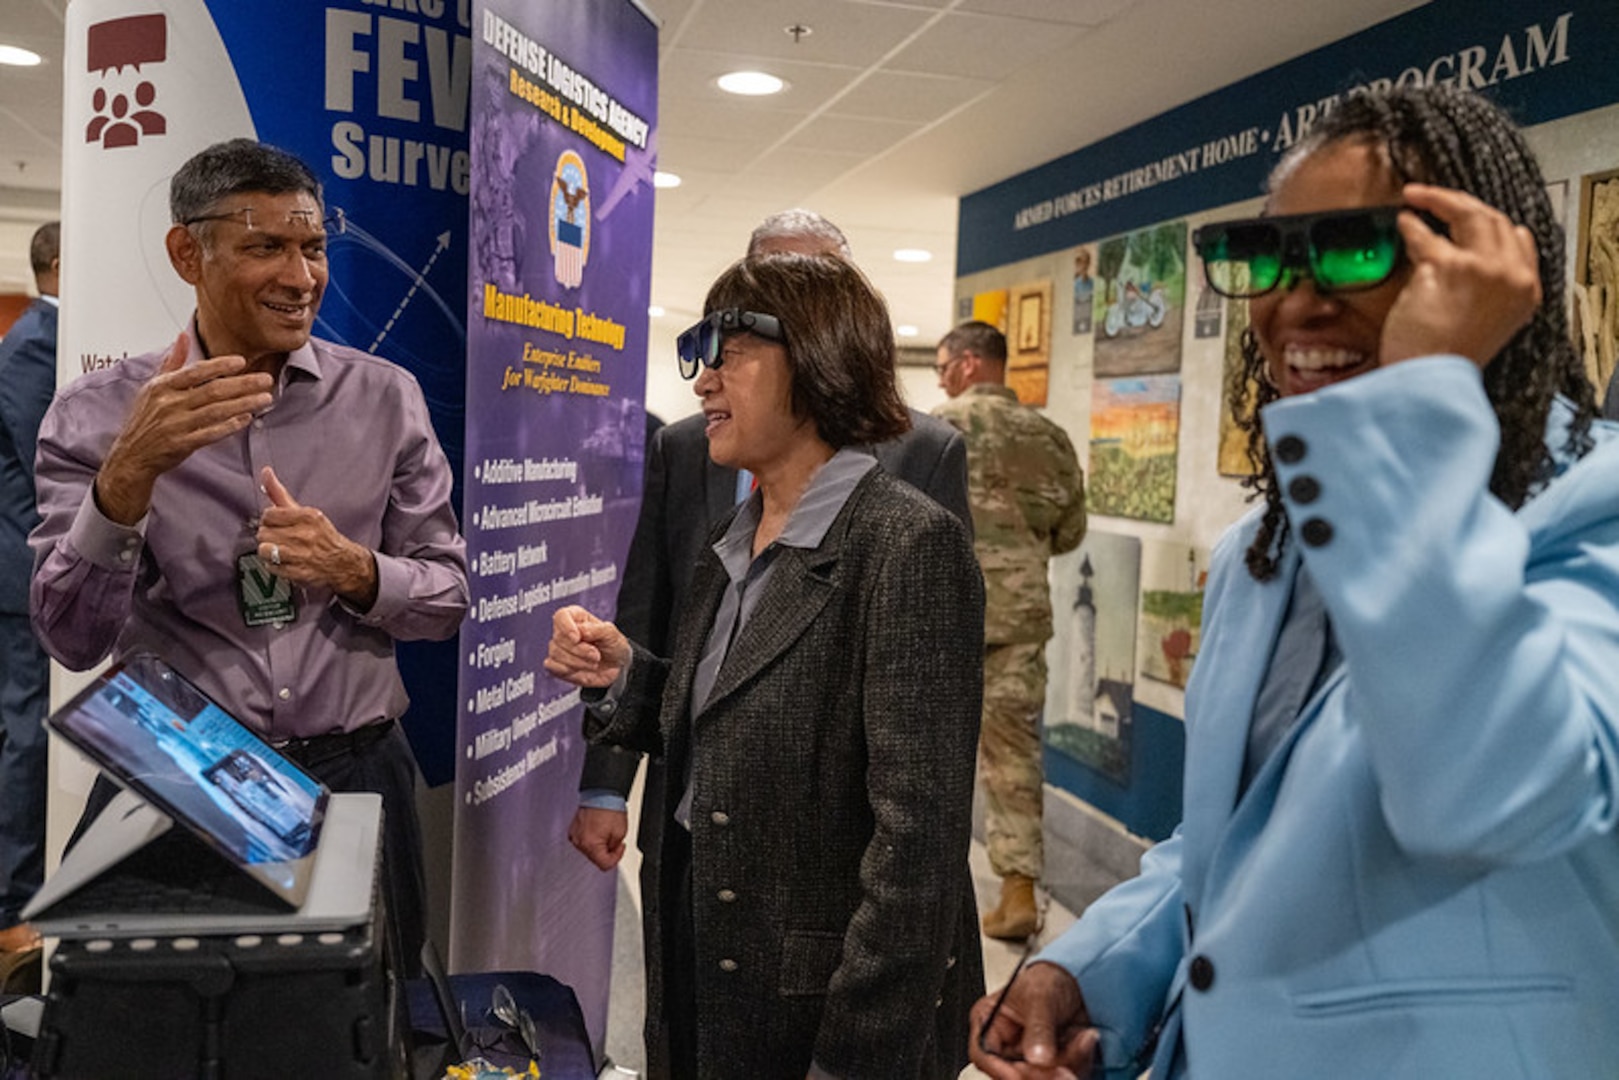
left=269, top=543, right=281, bottom=566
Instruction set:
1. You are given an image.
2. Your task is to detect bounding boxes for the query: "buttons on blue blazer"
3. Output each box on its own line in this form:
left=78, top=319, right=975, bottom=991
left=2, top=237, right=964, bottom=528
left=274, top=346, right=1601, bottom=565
left=1275, top=434, right=1307, bottom=464
left=1300, top=518, right=1334, bottom=547
left=1189, top=954, right=1215, bottom=992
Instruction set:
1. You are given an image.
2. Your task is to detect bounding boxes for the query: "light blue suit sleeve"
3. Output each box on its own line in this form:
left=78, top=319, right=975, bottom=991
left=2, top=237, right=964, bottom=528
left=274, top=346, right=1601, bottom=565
left=1036, top=830, right=1187, bottom=1071
left=1032, top=511, right=1262, bottom=1072
left=1266, top=356, right=1619, bottom=864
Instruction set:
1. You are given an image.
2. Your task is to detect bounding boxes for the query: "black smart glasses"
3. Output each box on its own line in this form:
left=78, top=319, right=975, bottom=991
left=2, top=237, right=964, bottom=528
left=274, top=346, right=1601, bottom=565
left=977, top=947, right=1035, bottom=1062
left=1193, top=205, right=1414, bottom=300
left=675, top=309, right=784, bottom=379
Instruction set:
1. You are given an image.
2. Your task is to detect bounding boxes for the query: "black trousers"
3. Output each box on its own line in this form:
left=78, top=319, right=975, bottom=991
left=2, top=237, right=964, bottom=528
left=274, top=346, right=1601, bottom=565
left=0, top=613, right=48, bottom=926
left=70, top=721, right=427, bottom=977
left=660, top=821, right=699, bottom=1079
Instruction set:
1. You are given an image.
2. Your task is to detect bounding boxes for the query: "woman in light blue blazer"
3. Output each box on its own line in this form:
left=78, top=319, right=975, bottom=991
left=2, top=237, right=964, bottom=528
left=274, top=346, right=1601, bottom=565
left=970, top=84, right=1619, bottom=1079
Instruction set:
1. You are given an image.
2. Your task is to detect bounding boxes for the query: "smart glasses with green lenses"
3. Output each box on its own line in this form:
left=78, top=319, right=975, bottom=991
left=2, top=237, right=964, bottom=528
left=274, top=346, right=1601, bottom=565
left=1194, top=206, right=1409, bottom=299
left=676, top=309, right=784, bottom=379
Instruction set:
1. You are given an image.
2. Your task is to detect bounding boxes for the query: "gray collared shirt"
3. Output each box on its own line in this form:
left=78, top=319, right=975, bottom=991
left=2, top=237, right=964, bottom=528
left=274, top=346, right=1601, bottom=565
left=1240, top=565, right=1341, bottom=796
left=675, top=448, right=875, bottom=827
left=689, top=448, right=875, bottom=712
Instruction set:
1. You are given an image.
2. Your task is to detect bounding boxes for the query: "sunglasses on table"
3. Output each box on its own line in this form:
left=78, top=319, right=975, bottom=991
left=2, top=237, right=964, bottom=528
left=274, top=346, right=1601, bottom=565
left=675, top=308, right=785, bottom=379
left=1193, top=205, right=1445, bottom=300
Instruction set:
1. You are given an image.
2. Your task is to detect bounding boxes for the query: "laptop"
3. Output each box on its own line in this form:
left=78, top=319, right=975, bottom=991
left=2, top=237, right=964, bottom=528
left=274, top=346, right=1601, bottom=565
left=23, top=652, right=380, bottom=939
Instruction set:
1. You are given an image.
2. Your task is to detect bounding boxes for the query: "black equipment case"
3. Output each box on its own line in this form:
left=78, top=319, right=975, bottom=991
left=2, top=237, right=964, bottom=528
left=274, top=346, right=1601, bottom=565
left=31, top=914, right=404, bottom=1079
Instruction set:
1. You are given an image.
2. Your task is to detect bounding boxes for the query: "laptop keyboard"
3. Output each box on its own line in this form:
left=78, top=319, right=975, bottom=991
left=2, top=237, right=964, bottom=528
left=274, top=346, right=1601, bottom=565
left=46, top=827, right=290, bottom=918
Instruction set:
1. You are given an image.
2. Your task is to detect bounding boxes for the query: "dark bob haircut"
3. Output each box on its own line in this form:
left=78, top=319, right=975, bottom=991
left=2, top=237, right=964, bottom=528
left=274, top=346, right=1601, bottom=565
left=703, top=253, right=910, bottom=449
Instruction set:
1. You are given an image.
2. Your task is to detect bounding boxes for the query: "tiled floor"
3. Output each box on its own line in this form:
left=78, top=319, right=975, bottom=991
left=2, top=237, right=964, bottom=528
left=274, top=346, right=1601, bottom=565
left=595, top=825, right=1079, bottom=1079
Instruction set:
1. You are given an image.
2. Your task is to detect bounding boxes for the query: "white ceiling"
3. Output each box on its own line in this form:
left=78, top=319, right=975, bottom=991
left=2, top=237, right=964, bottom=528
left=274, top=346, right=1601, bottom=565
left=0, top=0, right=1428, bottom=344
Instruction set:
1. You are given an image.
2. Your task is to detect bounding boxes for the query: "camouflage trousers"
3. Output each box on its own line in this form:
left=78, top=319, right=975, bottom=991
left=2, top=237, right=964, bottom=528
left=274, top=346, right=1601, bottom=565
left=980, top=640, right=1046, bottom=881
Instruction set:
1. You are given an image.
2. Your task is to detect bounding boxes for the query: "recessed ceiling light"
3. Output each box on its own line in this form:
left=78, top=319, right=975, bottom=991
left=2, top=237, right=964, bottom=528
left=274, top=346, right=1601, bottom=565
left=648, top=305, right=666, bottom=318
left=893, top=248, right=932, bottom=263
left=653, top=171, right=681, bottom=189
left=896, top=325, right=919, bottom=338
left=718, top=71, right=785, bottom=96
left=0, top=45, right=44, bottom=67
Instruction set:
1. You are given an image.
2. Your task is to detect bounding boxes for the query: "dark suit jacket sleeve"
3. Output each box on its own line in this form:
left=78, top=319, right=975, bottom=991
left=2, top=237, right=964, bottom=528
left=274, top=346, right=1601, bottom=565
left=878, top=413, right=973, bottom=540
left=0, top=304, right=58, bottom=495
left=615, top=420, right=674, bottom=651
left=581, top=640, right=670, bottom=758
left=814, top=510, right=985, bottom=1074
left=927, top=425, right=973, bottom=537
left=578, top=421, right=674, bottom=794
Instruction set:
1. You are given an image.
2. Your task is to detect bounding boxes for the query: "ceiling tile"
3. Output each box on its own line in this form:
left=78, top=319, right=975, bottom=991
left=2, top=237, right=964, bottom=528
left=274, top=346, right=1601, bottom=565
left=825, top=69, right=995, bottom=124
left=780, top=113, right=920, bottom=155
left=956, top=0, right=1134, bottom=26
left=670, top=0, right=935, bottom=68
left=744, top=145, right=866, bottom=179
left=658, top=95, right=809, bottom=147
left=659, top=47, right=877, bottom=113
left=885, top=10, right=1089, bottom=80
left=653, top=132, right=765, bottom=174
left=639, top=0, right=694, bottom=33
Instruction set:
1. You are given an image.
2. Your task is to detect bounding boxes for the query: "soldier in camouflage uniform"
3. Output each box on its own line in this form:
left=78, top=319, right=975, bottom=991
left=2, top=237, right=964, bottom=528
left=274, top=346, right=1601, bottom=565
left=933, top=321, right=1086, bottom=940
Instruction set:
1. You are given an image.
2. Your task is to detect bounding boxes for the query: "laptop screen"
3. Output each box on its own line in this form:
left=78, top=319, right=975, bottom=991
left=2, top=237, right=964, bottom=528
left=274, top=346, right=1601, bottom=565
left=49, top=653, right=328, bottom=871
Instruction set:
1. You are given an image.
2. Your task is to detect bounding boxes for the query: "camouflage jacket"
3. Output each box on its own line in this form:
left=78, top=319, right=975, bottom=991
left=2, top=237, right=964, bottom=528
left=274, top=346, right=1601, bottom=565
left=934, top=383, right=1086, bottom=644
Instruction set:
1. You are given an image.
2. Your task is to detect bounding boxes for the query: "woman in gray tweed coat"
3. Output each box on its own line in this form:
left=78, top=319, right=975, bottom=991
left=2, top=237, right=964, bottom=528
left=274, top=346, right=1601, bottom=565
left=546, top=253, right=985, bottom=1079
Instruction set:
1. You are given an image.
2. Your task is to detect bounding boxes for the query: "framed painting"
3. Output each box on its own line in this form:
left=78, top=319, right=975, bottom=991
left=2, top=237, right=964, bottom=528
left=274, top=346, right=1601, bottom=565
left=1573, top=169, right=1619, bottom=401
left=1007, top=280, right=1053, bottom=405
left=1089, top=375, right=1180, bottom=523
left=1092, top=220, right=1188, bottom=377
left=1045, top=531, right=1141, bottom=786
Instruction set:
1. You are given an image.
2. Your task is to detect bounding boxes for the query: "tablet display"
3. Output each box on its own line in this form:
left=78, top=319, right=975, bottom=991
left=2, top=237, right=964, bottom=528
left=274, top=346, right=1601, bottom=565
left=49, top=653, right=328, bottom=872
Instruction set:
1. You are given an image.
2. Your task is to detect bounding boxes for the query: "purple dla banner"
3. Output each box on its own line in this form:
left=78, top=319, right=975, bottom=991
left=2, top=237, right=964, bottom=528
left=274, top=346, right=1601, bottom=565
left=455, top=0, right=657, bottom=1054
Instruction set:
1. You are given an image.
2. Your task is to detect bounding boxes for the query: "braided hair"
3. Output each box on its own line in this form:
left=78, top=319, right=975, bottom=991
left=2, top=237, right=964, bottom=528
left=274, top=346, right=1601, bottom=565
left=1233, top=83, right=1596, bottom=581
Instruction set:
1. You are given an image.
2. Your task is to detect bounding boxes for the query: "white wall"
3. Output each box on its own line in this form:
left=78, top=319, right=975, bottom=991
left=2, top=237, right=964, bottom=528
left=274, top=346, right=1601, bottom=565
left=0, top=223, right=43, bottom=295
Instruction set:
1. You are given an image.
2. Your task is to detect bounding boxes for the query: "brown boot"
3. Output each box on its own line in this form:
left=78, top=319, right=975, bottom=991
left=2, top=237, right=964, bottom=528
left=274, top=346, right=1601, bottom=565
left=981, top=873, right=1040, bottom=941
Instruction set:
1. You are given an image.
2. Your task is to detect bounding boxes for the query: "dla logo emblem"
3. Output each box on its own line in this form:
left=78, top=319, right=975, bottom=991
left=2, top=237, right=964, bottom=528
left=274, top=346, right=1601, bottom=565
left=84, top=13, right=168, bottom=150
left=549, top=150, right=590, bottom=289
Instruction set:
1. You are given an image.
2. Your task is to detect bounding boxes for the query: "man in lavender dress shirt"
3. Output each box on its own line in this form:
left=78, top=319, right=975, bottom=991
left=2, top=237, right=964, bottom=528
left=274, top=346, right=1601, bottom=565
left=28, top=140, right=468, bottom=972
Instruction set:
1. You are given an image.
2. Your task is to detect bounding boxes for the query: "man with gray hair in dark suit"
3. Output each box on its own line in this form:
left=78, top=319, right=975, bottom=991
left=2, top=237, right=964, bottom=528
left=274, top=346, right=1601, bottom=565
left=570, top=209, right=970, bottom=1076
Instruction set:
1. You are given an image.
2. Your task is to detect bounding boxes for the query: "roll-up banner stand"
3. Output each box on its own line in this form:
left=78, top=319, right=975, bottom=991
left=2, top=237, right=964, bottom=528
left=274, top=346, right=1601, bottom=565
left=59, top=0, right=657, bottom=1052
left=455, top=0, right=655, bottom=1052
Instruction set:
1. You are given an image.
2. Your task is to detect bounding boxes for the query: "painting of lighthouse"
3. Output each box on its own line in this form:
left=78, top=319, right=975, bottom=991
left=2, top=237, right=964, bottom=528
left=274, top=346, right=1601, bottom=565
left=1045, top=531, right=1140, bottom=784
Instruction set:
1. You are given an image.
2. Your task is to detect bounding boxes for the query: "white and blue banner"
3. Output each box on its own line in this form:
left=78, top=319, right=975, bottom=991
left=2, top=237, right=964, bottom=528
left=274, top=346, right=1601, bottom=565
left=62, top=0, right=472, bottom=782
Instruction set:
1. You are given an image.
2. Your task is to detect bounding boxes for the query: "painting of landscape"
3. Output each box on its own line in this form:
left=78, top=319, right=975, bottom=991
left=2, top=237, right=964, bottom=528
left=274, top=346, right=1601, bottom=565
left=1089, top=375, right=1180, bottom=522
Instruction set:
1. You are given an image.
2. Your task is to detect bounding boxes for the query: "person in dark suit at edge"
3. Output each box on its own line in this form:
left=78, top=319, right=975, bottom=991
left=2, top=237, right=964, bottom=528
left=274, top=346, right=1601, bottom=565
left=0, top=221, right=61, bottom=953
left=568, top=210, right=971, bottom=1076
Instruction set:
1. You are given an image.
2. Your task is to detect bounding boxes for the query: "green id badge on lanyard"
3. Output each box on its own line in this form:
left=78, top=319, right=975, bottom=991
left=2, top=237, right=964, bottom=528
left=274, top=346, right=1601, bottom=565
left=237, top=551, right=298, bottom=627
